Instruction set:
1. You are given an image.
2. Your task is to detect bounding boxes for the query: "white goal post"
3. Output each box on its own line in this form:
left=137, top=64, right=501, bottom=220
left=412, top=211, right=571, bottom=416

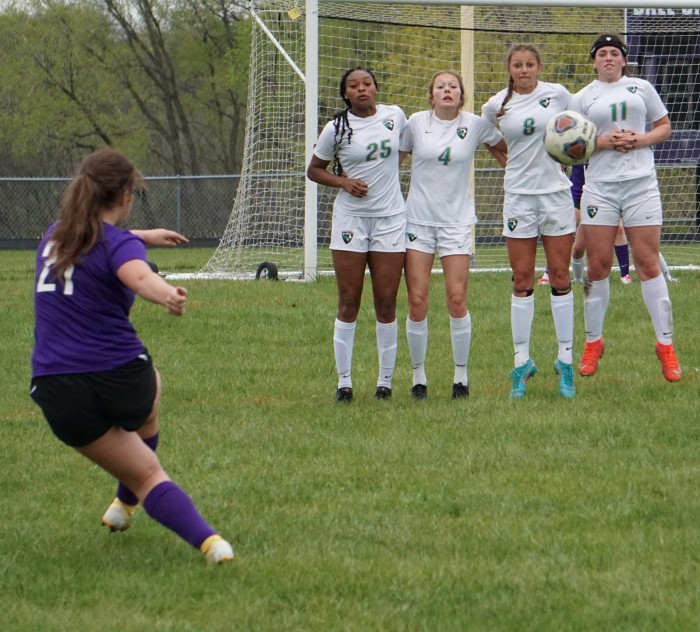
left=195, top=0, right=700, bottom=281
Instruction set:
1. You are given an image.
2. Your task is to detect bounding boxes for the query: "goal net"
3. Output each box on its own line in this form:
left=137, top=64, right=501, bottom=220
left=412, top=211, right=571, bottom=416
left=197, top=0, right=700, bottom=280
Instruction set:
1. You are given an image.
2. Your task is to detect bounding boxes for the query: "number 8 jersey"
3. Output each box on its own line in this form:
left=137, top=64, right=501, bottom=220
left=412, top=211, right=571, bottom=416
left=313, top=104, right=407, bottom=217
left=482, top=81, right=572, bottom=194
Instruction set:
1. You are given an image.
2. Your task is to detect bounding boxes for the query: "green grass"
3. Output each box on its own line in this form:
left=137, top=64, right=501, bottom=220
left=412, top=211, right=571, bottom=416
left=2, top=248, right=699, bottom=631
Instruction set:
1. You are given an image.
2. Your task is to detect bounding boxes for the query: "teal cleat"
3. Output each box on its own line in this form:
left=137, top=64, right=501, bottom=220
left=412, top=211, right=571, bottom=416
left=510, top=359, right=537, bottom=399
left=553, top=359, right=576, bottom=399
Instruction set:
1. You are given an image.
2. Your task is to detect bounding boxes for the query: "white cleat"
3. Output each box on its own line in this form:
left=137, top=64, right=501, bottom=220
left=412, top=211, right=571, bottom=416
left=101, top=498, right=136, bottom=532
left=202, top=535, right=235, bottom=565
left=620, top=274, right=633, bottom=285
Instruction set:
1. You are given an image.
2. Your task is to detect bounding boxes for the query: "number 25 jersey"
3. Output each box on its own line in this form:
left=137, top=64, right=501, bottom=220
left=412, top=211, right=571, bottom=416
left=313, top=104, right=407, bottom=217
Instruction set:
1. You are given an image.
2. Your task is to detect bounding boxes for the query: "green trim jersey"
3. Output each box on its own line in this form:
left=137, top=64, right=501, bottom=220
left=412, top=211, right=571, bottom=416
left=482, top=81, right=572, bottom=194
left=400, top=110, right=503, bottom=227
left=569, top=77, right=667, bottom=183
left=313, top=104, right=407, bottom=217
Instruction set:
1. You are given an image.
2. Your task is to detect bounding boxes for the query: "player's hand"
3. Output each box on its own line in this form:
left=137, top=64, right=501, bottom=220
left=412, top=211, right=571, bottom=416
left=165, top=286, right=188, bottom=316
left=614, top=129, right=640, bottom=152
left=341, top=176, right=369, bottom=197
left=144, top=229, right=189, bottom=247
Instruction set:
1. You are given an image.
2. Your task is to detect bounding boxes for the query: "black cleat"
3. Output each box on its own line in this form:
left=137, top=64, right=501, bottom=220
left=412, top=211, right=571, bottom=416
left=410, top=384, right=427, bottom=401
left=336, top=387, right=353, bottom=403
left=374, top=386, right=392, bottom=400
left=452, top=382, right=469, bottom=400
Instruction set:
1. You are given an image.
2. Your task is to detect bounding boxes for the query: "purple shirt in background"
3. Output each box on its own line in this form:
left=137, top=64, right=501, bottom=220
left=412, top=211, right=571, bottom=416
left=32, top=222, right=148, bottom=377
left=570, top=163, right=587, bottom=204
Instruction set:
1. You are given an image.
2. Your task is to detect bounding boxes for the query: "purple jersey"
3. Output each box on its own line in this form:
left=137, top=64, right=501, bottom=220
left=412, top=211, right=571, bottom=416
left=32, top=222, right=148, bottom=377
left=570, top=163, right=587, bottom=204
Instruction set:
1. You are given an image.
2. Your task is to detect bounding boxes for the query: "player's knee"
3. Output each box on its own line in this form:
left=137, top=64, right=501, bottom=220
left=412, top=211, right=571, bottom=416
left=551, top=284, right=572, bottom=296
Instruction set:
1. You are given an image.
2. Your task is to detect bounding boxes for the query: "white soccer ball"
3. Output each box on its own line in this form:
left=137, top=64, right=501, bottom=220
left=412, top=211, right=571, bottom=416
left=543, top=110, right=597, bottom=166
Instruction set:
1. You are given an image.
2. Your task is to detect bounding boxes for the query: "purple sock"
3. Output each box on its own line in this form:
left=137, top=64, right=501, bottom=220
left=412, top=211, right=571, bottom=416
left=615, top=244, right=630, bottom=277
left=143, top=481, right=217, bottom=549
left=116, top=433, right=159, bottom=506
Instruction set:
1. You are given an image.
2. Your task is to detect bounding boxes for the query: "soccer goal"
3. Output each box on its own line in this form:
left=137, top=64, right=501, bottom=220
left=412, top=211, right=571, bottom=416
left=195, top=0, right=700, bottom=281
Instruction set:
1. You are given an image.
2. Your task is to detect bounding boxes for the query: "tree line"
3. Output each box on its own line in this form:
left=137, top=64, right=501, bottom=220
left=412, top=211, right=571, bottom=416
left=0, top=0, right=251, bottom=176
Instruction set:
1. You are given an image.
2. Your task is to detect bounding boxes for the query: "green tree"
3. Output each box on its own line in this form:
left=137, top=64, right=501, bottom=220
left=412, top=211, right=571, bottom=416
left=0, top=0, right=250, bottom=175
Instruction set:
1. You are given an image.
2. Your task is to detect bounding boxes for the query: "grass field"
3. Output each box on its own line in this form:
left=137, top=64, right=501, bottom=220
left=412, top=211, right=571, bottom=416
left=2, top=247, right=699, bottom=631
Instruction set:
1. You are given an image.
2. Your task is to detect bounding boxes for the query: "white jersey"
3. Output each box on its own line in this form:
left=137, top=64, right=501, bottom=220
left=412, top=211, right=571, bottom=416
left=400, top=109, right=503, bottom=226
left=313, top=103, right=407, bottom=217
left=482, top=81, right=572, bottom=194
left=569, top=76, right=667, bottom=183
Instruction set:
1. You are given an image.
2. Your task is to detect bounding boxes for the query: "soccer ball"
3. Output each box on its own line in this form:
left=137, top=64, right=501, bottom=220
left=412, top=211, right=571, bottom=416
left=543, top=110, right=597, bottom=166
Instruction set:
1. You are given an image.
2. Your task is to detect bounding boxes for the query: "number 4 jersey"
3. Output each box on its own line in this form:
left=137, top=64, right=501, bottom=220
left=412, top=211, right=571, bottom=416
left=400, top=110, right=503, bottom=227
left=32, top=222, right=148, bottom=377
left=482, top=81, right=572, bottom=194
left=313, top=104, right=407, bottom=217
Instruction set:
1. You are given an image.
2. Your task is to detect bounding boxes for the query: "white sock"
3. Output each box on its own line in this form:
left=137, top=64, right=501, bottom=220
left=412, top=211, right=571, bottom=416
left=659, top=252, right=669, bottom=276
left=333, top=319, right=355, bottom=389
left=376, top=320, right=398, bottom=389
left=641, top=274, right=673, bottom=345
left=450, top=313, right=471, bottom=385
left=406, top=316, right=428, bottom=386
left=583, top=278, right=609, bottom=342
left=551, top=291, right=574, bottom=364
left=571, top=256, right=585, bottom=283
left=511, top=294, right=534, bottom=367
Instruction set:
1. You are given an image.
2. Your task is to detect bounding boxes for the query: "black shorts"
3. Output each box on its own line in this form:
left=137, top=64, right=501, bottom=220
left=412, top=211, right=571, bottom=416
left=30, top=354, right=157, bottom=448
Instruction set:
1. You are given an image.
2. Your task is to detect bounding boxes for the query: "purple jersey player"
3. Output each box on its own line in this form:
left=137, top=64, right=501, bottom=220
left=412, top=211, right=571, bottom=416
left=29, top=148, right=233, bottom=564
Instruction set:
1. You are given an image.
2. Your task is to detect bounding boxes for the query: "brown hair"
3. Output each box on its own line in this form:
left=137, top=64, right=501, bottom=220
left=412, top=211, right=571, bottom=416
left=50, top=148, right=143, bottom=281
left=590, top=33, right=632, bottom=77
left=496, top=44, right=543, bottom=118
left=428, top=70, right=466, bottom=109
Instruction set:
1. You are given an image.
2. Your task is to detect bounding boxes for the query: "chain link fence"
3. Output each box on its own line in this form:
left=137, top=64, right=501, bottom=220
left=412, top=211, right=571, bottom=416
left=0, top=175, right=240, bottom=248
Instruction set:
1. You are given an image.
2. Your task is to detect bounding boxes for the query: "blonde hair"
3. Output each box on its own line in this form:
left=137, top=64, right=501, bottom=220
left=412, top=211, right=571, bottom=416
left=496, top=44, right=543, bottom=118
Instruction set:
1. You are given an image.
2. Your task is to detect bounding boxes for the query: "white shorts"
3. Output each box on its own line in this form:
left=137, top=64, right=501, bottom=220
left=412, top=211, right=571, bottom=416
left=406, top=221, right=474, bottom=257
left=330, top=210, right=406, bottom=253
left=580, top=176, right=663, bottom=228
left=502, top=189, right=576, bottom=239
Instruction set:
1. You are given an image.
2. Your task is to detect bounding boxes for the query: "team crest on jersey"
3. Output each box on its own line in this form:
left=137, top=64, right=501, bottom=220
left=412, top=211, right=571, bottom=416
left=539, top=98, right=551, bottom=108
left=383, top=119, right=394, bottom=130
left=627, top=86, right=638, bottom=94
left=586, top=206, right=598, bottom=218
left=456, top=127, right=468, bottom=139
left=407, top=232, right=418, bottom=242
left=341, top=231, right=354, bottom=244
left=507, top=218, right=518, bottom=231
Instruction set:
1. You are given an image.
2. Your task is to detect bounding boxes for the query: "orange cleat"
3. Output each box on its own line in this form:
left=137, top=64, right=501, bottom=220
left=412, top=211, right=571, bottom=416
left=579, top=339, right=604, bottom=377
left=655, top=342, right=681, bottom=382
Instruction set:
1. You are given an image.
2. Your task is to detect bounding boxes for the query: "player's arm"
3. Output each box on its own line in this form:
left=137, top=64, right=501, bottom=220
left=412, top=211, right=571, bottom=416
left=307, top=155, right=368, bottom=197
left=485, top=139, right=508, bottom=168
left=117, top=259, right=188, bottom=316
left=130, top=229, right=189, bottom=247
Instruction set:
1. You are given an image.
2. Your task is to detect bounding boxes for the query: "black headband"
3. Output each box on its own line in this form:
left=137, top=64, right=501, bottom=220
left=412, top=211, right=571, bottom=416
left=590, top=35, right=628, bottom=59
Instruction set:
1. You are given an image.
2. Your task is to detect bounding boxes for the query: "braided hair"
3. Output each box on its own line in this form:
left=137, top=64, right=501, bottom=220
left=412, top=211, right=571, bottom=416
left=331, top=67, right=379, bottom=176
left=496, top=44, right=542, bottom=118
